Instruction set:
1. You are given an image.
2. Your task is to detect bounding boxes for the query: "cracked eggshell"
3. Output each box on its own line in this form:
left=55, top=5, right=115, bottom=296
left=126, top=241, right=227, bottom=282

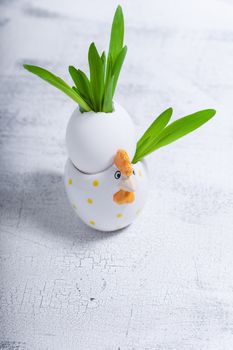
left=66, top=102, right=136, bottom=174
left=64, top=158, right=149, bottom=232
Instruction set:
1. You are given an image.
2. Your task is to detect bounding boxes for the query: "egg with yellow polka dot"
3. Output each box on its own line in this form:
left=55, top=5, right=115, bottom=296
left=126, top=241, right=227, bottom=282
left=64, top=149, right=149, bottom=232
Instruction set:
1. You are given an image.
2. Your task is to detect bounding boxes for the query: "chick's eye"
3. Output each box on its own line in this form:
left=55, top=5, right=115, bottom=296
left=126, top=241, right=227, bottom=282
left=133, top=169, right=135, bottom=175
left=114, top=170, right=121, bottom=179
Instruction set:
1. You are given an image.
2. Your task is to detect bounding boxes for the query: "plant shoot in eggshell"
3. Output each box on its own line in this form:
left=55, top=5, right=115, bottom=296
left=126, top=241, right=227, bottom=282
left=24, top=6, right=216, bottom=231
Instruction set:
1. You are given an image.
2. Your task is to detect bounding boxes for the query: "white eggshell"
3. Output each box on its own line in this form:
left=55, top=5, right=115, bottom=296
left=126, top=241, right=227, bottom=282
left=64, top=159, right=149, bottom=232
left=66, top=102, right=136, bottom=174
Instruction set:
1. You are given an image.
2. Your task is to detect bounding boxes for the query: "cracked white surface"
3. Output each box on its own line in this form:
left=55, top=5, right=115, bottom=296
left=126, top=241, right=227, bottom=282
left=0, top=0, right=233, bottom=349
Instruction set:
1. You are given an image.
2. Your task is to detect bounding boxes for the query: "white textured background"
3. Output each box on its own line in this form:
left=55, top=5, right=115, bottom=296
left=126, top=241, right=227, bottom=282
left=0, top=0, right=233, bottom=349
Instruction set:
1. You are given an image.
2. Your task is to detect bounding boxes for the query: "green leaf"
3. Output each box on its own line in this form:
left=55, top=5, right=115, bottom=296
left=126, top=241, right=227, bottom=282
left=151, top=109, right=216, bottom=150
left=134, top=109, right=216, bottom=162
left=133, top=107, right=173, bottom=163
left=101, top=51, right=106, bottom=73
left=103, top=55, right=114, bottom=112
left=108, top=5, right=124, bottom=64
left=69, top=66, right=80, bottom=88
left=23, top=64, right=91, bottom=111
left=104, top=5, right=125, bottom=107
left=69, top=66, right=93, bottom=109
left=112, top=45, right=127, bottom=97
left=137, top=108, right=173, bottom=147
left=72, top=86, right=91, bottom=111
left=88, top=43, right=105, bottom=111
left=103, top=76, right=114, bottom=112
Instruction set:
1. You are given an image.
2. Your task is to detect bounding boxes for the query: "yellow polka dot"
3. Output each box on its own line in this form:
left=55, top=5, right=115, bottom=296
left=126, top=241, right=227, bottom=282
left=138, top=170, right=142, bottom=177
left=92, top=180, right=99, bottom=187
left=116, top=213, right=123, bottom=218
left=87, top=198, right=93, bottom=204
left=68, top=178, right=72, bottom=185
left=89, top=220, right=95, bottom=226
left=72, top=203, right=77, bottom=209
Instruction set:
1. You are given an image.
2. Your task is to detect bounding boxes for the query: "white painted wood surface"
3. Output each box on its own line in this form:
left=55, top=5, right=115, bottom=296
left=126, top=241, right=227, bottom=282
left=0, top=0, right=232, bottom=349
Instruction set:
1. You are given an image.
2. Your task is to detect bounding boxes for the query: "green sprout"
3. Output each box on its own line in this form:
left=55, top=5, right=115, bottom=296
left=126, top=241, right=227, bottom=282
left=23, top=5, right=216, bottom=163
left=24, top=5, right=126, bottom=113
left=133, top=108, right=216, bottom=163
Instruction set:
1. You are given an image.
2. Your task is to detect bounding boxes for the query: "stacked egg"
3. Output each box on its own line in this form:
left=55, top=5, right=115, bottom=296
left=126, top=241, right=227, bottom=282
left=64, top=102, right=149, bottom=231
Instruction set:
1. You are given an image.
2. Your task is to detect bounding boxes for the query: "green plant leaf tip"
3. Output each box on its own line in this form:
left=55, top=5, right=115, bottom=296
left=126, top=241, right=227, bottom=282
left=132, top=108, right=216, bottom=163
